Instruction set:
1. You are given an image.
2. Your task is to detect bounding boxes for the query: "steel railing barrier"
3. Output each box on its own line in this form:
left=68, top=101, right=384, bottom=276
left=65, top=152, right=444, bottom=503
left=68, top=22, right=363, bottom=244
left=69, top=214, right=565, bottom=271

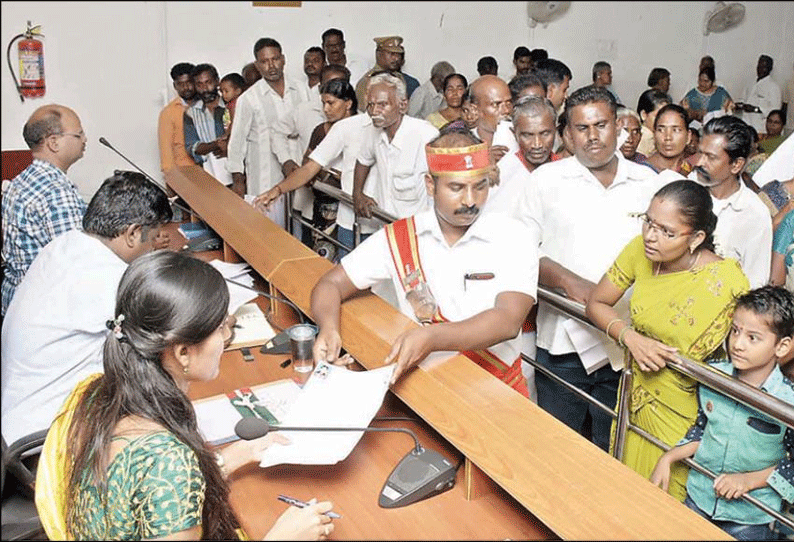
left=280, top=174, right=794, bottom=529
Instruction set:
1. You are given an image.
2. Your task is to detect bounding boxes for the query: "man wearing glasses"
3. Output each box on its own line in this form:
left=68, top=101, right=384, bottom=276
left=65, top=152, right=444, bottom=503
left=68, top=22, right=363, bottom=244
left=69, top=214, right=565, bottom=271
left=2, top=104, right=87, bottom=315
left=515, top=86, right=664, bottom=451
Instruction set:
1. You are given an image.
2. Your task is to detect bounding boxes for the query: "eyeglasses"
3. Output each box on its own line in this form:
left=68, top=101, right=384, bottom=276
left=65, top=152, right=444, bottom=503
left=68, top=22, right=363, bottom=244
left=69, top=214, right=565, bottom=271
left=53, top=131, right=85, bottom=140
left=633, top=212, right=692, bottom=240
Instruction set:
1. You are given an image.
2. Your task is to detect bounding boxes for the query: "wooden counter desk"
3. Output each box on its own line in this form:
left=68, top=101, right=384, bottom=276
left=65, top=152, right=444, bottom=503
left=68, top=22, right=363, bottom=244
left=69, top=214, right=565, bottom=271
left=167, top=166, right=731, bottom=540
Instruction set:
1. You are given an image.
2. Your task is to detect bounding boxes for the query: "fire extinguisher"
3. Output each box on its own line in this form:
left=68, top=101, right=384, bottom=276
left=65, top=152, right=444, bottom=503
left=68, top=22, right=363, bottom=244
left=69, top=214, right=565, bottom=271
left=6, top=21, right=45, bottom=102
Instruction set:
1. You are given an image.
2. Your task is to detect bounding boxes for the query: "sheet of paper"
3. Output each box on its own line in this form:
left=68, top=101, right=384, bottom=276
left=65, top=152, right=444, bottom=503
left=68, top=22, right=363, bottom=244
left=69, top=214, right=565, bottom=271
left=209, top=259, right=258, bottom=313
left=259, top=362, right=396, bottom=467
left=194, top=380, right=300, bottom=445
left=562, top=318, right=610, bottom=375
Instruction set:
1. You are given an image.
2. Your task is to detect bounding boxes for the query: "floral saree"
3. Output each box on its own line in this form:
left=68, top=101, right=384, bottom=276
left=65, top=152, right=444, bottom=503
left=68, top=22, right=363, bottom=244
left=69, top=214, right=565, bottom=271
left=606, top=235, right=749, bottom=501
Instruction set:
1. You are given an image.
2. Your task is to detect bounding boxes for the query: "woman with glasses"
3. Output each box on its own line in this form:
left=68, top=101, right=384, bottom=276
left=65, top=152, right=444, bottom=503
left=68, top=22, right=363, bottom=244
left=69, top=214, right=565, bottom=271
left=585, top=180, right=749, bottom=501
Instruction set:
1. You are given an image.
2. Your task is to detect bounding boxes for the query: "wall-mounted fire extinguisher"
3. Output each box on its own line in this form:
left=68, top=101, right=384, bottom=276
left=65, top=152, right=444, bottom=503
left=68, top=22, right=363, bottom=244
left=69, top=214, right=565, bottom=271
left=6, top=21, right=45, bottom=102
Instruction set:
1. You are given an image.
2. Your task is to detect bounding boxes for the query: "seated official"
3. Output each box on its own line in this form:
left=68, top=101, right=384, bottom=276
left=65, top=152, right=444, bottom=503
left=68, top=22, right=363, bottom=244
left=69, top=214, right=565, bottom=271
left=310, top=131, right=538, bottom=392
left=1, top=171, right=172, bottom=446
left=35, top=251, right=335, bottom=540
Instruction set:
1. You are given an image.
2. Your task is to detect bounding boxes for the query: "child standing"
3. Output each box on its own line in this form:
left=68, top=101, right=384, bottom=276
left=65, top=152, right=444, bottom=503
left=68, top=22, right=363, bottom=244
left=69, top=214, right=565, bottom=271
left=651, top=285, right=794, bottom=540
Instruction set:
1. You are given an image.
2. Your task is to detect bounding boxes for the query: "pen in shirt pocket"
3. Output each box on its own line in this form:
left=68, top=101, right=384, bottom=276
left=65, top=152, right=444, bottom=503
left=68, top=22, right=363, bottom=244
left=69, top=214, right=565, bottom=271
left=463, top=272, right=495, bottom=291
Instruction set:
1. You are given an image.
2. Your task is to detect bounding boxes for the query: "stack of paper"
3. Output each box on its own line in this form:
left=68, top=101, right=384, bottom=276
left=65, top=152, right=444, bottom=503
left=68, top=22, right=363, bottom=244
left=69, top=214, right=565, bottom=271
left=209, top=259, right=258, bottom=313
left=259, top=362, right=396, bottom=467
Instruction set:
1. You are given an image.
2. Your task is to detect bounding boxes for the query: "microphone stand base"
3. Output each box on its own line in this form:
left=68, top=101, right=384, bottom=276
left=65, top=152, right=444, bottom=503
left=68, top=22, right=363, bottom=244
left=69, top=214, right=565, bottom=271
left=378, top=448, right=457, bottom=508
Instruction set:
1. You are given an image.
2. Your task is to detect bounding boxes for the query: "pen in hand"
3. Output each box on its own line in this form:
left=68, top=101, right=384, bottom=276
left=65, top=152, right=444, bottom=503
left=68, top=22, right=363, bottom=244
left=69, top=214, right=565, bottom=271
left=277, top=494, right=341, bottom=518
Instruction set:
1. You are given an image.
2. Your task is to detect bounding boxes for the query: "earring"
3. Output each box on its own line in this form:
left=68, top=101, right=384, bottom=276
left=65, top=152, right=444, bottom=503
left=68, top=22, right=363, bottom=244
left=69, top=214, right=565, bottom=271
left=690, top=245, right=695, bottom=254
left=183, top=364, right=189, bottom=374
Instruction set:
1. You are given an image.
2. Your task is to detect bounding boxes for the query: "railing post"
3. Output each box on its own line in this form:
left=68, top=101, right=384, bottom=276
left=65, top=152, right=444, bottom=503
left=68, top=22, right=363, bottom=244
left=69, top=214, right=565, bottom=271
left=612, top=368, right=633, bottom=462
left=285, top=189, right=295, bottom=237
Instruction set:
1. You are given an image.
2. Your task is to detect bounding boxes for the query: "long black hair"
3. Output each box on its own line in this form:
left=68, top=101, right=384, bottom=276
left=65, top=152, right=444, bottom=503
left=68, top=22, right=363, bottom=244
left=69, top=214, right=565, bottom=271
left=65, top=251, right=236, bottom=539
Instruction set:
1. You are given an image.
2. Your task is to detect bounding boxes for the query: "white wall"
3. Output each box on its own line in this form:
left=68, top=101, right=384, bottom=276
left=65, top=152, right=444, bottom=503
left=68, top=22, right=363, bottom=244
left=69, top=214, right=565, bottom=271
left=3, top=1, right=793, bottom=199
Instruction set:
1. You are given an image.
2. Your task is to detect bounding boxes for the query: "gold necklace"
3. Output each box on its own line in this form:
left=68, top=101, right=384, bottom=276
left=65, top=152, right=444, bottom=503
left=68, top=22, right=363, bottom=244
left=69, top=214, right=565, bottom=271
left=655, top=250, right=701, bottom=276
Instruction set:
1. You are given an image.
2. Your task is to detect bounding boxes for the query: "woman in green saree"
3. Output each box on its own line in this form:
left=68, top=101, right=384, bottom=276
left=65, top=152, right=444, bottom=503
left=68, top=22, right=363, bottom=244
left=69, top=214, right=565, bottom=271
left=586, top=180, right=749, bottom=502
left=35, top=251, right=335, bottom=540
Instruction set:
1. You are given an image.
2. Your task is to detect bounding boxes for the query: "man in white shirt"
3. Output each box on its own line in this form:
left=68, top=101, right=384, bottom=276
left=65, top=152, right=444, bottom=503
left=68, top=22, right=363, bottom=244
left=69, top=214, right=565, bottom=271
left=1, top=171, right=172, bottom=445
left=486, top=96, right=561, bottom=403
left=321, top=28, right=369, bottom=90
left=228, top=37, right=309, bottom=227
left=353, top=72, right=439, bottom=222
left=516, top=86, right=663, bottom=451
left=689, top=115, right=772, bottom=288
left=311, top=131, right=538, bottom=391
left=407, top=61, right=455, bottom=120
left=735, top=55, right=783, bottom=133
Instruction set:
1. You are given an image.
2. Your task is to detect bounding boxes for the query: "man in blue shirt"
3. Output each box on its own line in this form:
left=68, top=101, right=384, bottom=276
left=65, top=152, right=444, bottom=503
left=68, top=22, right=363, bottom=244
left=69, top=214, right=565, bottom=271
left=1, top=104, right=88, bottom=315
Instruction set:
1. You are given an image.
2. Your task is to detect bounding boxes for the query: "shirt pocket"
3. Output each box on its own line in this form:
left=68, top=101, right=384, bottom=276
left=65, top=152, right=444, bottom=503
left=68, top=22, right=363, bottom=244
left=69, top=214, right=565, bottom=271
left=747, top=415, right=782, bottom=435
left=392, top=155, right=424, bottom=201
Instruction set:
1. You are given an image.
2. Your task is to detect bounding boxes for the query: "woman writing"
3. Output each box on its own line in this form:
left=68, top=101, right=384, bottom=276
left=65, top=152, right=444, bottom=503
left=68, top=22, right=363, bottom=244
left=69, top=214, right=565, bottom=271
left=425, top=73, right=468, bottom=130
left=680, top=66, right=733, bottom=123
left=638, top=104, right=694, bottom=175
left=586, top=180, right=749, bottom=501
left=36, top=251, right=334, bottom=540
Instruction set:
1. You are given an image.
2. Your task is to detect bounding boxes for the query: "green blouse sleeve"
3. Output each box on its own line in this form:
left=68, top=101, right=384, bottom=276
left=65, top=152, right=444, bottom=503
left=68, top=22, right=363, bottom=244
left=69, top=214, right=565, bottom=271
left=773, top=211, right=794, bottom=255
left=606, top=234, right=644, bottom=291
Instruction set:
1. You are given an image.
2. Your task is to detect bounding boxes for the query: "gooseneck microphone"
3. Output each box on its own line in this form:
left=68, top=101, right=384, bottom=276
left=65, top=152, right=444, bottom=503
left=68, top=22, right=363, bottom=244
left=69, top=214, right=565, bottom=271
left=234, top=415, right=458, bottom=509
left=235, top=417, right=423, bottom=453
left=98, top=137, right=194, bottom=218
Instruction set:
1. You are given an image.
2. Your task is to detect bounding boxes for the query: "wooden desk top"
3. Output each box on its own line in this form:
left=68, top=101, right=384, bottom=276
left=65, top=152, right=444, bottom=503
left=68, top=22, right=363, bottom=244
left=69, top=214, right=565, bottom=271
left=189, top=346, right=554, bottom=540
left=168, top=165, right=732, bottom=540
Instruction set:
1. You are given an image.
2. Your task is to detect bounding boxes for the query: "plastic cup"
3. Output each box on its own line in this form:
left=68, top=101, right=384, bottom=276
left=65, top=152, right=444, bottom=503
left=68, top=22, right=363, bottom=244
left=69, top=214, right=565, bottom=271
left=287, top=324, right=318, bottom=386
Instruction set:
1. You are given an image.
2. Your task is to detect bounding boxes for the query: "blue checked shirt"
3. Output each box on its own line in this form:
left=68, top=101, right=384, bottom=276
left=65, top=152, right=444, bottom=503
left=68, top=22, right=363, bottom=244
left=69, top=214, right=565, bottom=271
left=2, top=159, right=87, bottom=315
left=183, top=100, right=226, bottom=164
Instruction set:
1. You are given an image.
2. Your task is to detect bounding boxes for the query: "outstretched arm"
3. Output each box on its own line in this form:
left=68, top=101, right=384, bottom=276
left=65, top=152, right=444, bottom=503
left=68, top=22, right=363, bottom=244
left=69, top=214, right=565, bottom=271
left=310, top=265, right=363, bottom=364
left=386, top=291, right=535, bottom=384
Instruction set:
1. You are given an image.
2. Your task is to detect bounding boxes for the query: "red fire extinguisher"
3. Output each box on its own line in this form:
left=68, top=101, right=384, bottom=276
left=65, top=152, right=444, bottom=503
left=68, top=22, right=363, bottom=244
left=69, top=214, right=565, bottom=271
left=6, top=21, right=45, bottom=102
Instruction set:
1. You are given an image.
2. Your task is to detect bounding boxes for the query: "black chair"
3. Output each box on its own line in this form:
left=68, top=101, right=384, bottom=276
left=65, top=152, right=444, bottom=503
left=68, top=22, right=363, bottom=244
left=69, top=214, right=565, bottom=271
left=1, top=429, right=49, bottom=540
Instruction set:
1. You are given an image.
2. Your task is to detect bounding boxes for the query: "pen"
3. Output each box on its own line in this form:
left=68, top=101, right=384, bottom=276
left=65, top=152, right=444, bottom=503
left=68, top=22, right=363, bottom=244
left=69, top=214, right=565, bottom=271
left=277, top=494, right=341, bottom=518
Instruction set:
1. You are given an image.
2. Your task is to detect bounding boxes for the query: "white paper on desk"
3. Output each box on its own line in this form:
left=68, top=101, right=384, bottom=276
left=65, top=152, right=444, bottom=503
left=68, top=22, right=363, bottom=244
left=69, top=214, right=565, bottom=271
left=259, top=362, right=396, bottom=467
left=562, top=319, right=610, bottom=375
left=194, top=380, right=300, bottom=445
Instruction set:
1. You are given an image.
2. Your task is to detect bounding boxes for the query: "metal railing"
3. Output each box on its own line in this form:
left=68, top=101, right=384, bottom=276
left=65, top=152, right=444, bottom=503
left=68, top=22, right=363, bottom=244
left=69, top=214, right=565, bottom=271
left=281, top=176, right=794, bottom=529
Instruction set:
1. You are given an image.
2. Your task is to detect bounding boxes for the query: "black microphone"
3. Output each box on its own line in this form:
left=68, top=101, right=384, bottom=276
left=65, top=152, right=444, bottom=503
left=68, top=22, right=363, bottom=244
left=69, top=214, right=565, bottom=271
left=98, top=137, right=194, bottom=218
left=234, top=416, right=457, bottom=509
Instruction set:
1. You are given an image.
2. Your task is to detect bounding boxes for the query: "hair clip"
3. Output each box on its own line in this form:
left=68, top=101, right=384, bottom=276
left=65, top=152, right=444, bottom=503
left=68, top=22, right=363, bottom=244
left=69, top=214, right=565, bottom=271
left=106, top=313, right=125, bottom=339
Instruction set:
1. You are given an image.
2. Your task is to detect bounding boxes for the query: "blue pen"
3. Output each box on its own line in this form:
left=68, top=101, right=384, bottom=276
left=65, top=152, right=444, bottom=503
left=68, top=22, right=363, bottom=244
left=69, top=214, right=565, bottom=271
left=277, top=494, right=342, bottom=519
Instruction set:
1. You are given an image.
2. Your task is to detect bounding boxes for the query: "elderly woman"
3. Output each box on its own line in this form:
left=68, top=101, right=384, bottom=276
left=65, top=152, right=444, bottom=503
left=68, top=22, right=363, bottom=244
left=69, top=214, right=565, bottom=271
left=680, top=66, right=733, bottom=123
left=586, top=180, right=749, bottom=502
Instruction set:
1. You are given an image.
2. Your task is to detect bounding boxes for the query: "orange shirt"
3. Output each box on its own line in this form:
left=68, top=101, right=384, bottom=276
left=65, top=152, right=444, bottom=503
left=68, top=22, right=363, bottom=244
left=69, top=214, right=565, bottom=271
left=158, top=97, right=194, bottom=172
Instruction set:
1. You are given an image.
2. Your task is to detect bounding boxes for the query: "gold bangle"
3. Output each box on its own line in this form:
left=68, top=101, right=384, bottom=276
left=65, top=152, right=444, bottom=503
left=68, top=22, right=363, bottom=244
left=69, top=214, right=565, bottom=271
left=618, top=326, right=632, bottom=348
left=605, top=318, right=623, bottom=340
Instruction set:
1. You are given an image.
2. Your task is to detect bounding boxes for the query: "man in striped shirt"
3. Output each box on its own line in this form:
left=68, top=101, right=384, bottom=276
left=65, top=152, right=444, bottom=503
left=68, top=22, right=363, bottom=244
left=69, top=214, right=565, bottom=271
left=2, top=104, right=87, bottom=315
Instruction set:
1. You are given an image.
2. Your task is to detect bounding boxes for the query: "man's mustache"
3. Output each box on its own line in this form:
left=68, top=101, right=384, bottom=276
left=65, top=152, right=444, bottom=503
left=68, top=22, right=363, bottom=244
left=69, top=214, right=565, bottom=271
left=454, top=205, right=479, bottom=216
left=695, top=166, right=711, bottom=182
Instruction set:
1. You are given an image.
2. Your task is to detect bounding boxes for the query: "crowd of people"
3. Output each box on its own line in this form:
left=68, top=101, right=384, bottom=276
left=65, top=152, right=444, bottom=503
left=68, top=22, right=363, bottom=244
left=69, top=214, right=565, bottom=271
left=2, top=26, right=794, bottom=540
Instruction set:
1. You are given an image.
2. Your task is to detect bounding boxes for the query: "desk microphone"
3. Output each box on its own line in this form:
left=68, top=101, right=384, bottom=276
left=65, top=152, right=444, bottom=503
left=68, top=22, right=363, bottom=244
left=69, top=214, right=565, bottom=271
left=98, top=136, right=194, bottom=218
left=235, top=417, right=457, bottom=508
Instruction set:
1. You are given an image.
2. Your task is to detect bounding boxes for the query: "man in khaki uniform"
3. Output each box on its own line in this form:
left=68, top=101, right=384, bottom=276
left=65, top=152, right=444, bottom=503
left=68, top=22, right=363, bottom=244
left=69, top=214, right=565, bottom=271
left=355, top=36, right=407, bottom=112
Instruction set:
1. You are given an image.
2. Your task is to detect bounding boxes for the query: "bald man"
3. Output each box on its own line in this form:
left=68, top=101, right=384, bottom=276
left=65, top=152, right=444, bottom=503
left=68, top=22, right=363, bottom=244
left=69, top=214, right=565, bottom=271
left=2, top=104, right=88, bottom=315
left=469, top=75, right=514, bottom=164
